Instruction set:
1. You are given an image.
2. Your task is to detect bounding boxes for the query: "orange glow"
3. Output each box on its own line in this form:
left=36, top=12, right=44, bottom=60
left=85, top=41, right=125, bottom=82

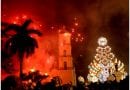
left=64, top=33, right=68, bottom=36
left=58, top=29, right=61, bottom=33
left=23, top=35, right=57, bottom=75
left=1, top=16, right=77, bottom=82
left=16, top=16, right=19, bottom=19
left=44, top=73, right=48, bottom=76
left=30, top=68, right=35, bottom=72
left=64, top=32, right=71, bottom=37
left=28, top=79, right=32, bottom=83
left=13, top=21, right=17, bottom=24
left=22, top=15, right=27, bottom=19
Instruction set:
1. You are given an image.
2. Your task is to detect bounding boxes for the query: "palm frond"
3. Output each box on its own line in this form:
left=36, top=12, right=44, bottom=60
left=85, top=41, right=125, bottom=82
left=3, top=24, right=20, bottom=33
left=1, top=30, right=8, bottom=37
left=1, top=50, right=11, bottom=62
left=3, top=19, right=42, bottom=79
left=5, top=37, right=17, bottom=55
left=1, top=22, right=9, bottom=26
left=22, top=19, right=32, bottom=29
left=28, top=29, right=42, bottom=36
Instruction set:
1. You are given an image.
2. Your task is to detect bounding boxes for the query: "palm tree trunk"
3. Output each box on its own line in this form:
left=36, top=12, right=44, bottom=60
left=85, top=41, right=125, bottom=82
left=20, top=59, right=23, bottom=79
left=18, top=55, right=24, bottom=90
left=19, top=54, right=23, bottom=80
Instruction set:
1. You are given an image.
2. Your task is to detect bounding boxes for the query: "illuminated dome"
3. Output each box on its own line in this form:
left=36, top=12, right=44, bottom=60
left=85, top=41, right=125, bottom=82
left=98, top=37, right=107, bottom=46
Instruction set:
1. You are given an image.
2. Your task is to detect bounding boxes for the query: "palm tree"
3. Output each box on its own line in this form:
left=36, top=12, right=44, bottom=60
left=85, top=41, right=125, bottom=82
left=1, top=23, right=14, bottom=73
left=3, top=19, right=42, bottom=79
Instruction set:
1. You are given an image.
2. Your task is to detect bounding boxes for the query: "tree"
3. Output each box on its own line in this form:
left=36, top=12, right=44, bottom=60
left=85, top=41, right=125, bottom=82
left=87, top=37, right=127, bottom=83
left=3, top=19, right=42, bottom=79
left=2, top=75, right=20, bottom=90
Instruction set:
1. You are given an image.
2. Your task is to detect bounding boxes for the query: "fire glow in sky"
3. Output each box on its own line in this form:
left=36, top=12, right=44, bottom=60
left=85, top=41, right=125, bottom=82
left=1, top=14, right=85, bottom=80
left=2, top=0, right=129, bottom=80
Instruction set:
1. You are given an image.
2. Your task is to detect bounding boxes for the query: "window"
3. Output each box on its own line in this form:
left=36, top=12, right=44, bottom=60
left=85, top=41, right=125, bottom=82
left=64, top=61, right=67, bottom=70
left=63, top=50, right=67, bottom=56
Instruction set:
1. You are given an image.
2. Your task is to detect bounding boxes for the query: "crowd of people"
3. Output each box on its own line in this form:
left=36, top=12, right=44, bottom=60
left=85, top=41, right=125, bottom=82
left=1, top=74, right=129, bottom=90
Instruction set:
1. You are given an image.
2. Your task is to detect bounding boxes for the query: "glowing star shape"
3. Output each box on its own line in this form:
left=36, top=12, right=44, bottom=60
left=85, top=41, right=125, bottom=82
left=98, top=37, right=107, bottom=46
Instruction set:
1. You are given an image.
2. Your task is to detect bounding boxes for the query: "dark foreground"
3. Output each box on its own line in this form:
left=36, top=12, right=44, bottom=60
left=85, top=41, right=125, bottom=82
left=1, top=76, right=129, bottom=90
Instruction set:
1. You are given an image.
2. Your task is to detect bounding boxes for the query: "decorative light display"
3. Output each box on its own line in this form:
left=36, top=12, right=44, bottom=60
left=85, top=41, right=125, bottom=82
left=87, top=37, right=127, bottom=83
left=98, top=37, right=107, bottom=46
left=78, top=76, right=85, bottom=83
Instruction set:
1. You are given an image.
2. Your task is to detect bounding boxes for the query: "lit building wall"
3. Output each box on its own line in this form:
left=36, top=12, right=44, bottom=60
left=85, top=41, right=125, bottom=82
left=58, top=32, right=76, bottom=86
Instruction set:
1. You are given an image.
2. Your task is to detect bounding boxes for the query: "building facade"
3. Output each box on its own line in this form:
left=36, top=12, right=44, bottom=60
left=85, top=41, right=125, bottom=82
left=57, top=32, right=76, bottom=86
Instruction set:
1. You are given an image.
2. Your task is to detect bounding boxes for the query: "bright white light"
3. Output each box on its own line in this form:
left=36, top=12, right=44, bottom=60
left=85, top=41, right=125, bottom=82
left=78, top=76, right=85, bottom=83
left=98, top=37, right=107, bottom=46
left=45, top=73, right=48, bottom=76
left=30, top=68, right=35, bottom=72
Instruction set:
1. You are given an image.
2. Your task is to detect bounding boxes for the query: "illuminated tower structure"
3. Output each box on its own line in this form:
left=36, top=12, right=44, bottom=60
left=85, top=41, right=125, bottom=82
left=58, top=31, right=76, bottom=86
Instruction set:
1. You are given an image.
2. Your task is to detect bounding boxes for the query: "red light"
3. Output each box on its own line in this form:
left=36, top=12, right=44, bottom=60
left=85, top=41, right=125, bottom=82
left=58, top=29, right=61, bottom=33
left=16, top=16, right=19, bottom=19
left=51, top=26, right=54, bottom=29
left=74, top=17, right=77, bottom=20
left=13, top=21, right=17, bottom=24
left=75, top=22, right=78, bottom=26
left=22, top=15, right=27, bottom=19
left=80, top=39, right=83, bottom=42
left=78, top=34, right=81, bottom=37
left=9, top=43, right=12, bottom=46
left=76, top=38, right=78, bottom=42
left=39, top=24, right=42, bottom=27
left=72, top=28, right=75, bottom=33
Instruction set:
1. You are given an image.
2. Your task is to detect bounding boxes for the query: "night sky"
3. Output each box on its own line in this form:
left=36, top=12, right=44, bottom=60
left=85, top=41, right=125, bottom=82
left=2, top=0, right=129, bottom=78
